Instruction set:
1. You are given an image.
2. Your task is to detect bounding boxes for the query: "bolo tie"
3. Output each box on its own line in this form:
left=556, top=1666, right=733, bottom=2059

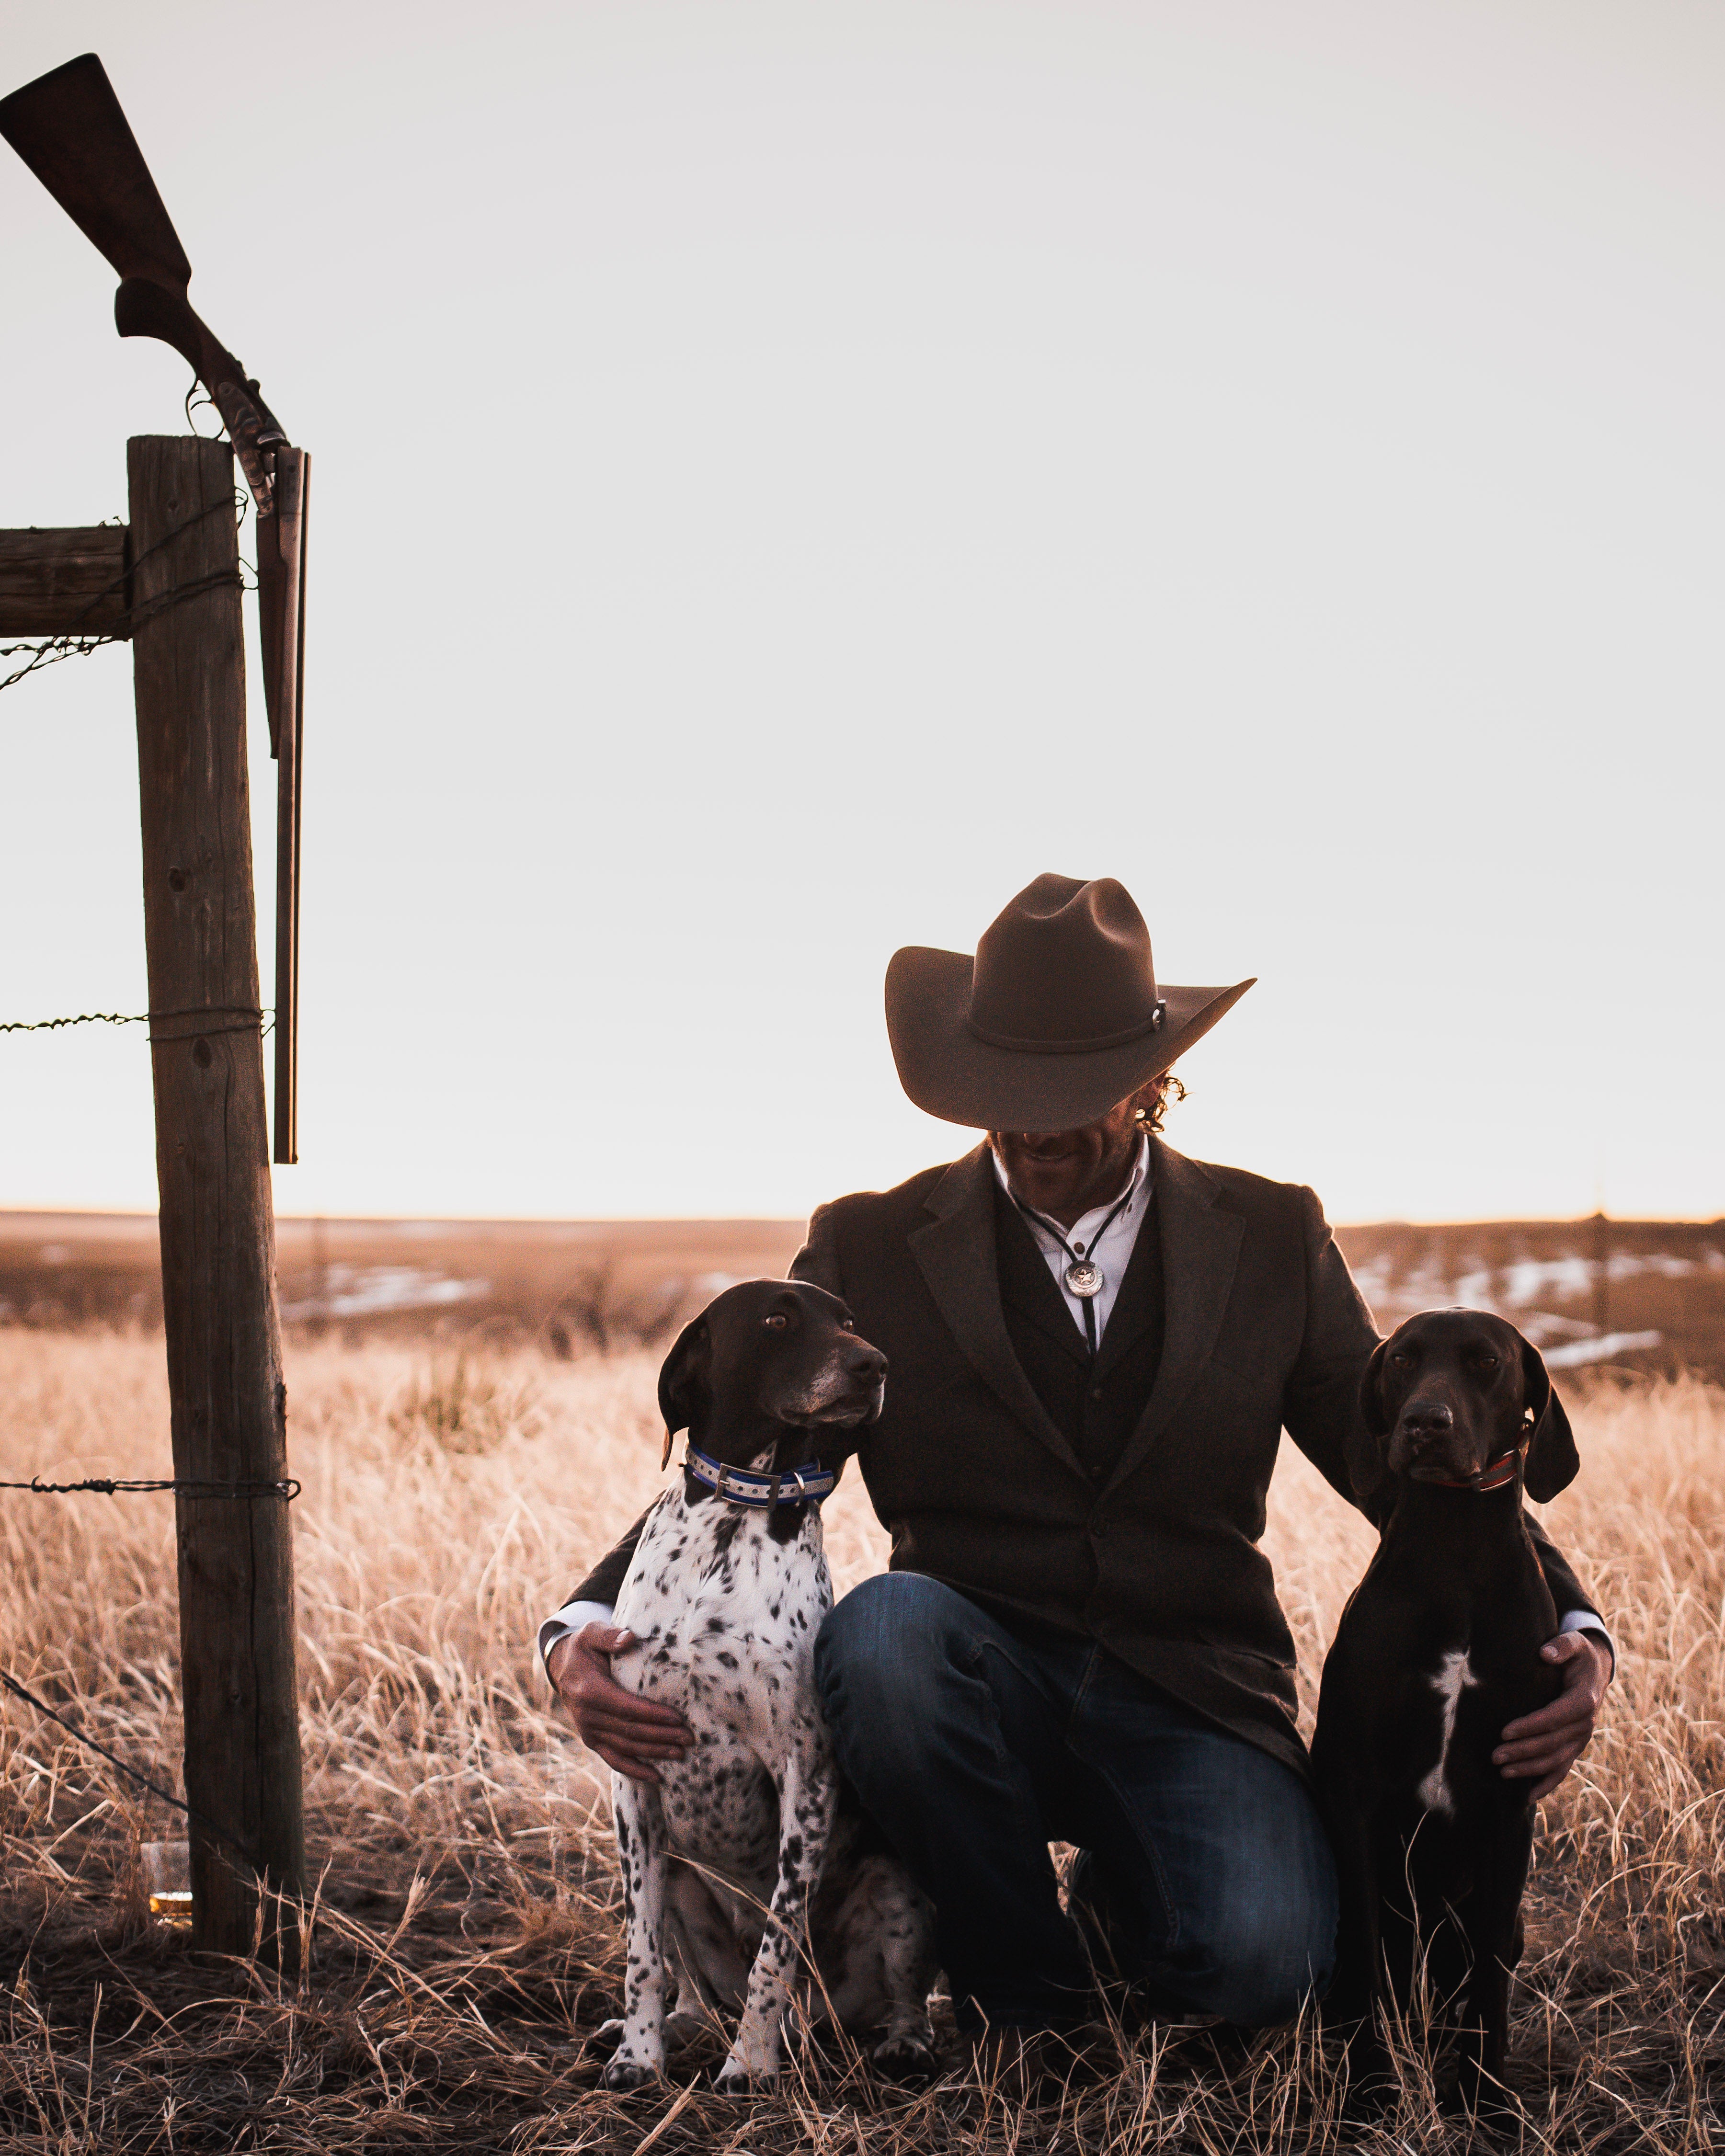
left=1011, top=1180, right=1140, bottom=1359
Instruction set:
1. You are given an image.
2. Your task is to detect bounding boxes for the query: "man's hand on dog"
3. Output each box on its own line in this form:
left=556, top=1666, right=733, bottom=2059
left=1495, top=1631, right=1612, bottom=1800
left=548, top=1623, right=692, bottom=1783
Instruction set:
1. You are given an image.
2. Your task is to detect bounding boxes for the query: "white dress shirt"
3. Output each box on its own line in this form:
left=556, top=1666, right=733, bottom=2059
left=991, top=1132, right=1154, bottom=1346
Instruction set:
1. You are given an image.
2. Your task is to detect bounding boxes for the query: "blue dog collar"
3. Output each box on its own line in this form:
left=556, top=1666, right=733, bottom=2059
left=685, top=1445, right=837, bottom=1508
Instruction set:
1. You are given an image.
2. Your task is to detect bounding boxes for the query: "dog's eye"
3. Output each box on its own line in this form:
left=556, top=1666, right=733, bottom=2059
left=764, top=1313, right=789, bottom=1331
left=1390, top=1352, right=1411, bottom=1368
left=1477, top=1354, right=1499, bottom=1369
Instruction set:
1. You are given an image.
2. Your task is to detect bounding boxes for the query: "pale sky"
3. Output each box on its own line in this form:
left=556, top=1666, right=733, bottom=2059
left=2, top=0, right=1720, bottom=1224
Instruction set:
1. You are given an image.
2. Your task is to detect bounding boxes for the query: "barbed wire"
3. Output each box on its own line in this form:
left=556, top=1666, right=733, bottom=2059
left=0, top=491, right=251, bottom=701
left=0, top=632, right=118, bottom=695
left=3, top=1008, right=274, bottom=1038
left=1, top=1009, right=144, bottom=1035
left=0, top=1475, right=299, bottom=1499
left=0, top=1667, right=255, bottom=1862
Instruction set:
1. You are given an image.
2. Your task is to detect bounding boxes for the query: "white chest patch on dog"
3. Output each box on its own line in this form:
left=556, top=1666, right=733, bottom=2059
left=1417, top=1649, right=1482, bottom=1817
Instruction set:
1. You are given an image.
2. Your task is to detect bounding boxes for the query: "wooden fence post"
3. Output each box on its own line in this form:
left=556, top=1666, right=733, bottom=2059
left=128, top=434, right=304, bottom=1960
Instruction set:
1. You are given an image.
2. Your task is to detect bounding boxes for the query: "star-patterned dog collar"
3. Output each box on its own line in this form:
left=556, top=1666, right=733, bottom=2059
left=685, top=1445, right=837, bottom=1508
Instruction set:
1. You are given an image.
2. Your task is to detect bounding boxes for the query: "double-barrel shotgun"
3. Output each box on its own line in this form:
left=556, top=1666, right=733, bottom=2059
left=0, top=51, right=307, bottom=1164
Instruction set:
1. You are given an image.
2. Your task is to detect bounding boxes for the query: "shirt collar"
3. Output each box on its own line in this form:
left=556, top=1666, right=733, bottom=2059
left=990, top=1132, right=1152, bottom=1246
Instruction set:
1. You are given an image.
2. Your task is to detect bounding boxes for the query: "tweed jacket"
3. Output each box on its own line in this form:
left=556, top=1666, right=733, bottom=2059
left=571, top=1138, right=1598, bottom=1780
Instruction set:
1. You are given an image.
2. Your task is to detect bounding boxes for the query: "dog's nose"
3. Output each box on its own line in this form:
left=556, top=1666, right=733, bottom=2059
left=845, top=1346, right=888, bottom=1379
left=1401, top=1399, right=1454, bottom=1439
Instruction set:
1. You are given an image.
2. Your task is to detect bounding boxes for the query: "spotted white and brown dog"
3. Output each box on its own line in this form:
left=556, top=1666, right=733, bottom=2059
left=601, top=1280, right=937, bottom=2092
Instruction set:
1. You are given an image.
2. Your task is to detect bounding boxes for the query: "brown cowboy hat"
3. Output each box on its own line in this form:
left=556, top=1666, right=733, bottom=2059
left=885, top=874, right=1255, bottom=1132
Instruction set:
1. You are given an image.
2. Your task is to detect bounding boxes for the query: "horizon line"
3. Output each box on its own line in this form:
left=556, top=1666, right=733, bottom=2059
left=3, top=1204, right=1722, bottom=1232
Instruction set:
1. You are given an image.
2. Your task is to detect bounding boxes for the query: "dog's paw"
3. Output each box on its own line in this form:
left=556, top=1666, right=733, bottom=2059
left=601, top=2056, right=661, bottom=2092
left=869, top=2032, right=938, bottom=2085
left=714, top=2059, right=778, bottom=2094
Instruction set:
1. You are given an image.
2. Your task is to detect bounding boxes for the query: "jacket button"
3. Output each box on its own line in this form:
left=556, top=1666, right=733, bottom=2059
left=1090, top=1516, right=1108, bottom=1539
left=1089, top=1385, right=1103, bottom=1401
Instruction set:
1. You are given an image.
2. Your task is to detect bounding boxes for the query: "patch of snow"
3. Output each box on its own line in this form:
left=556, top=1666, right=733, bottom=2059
left=1498, top=1258, right=1593, bottom=1305
left=1498, top=1253, right=1702, bottom=1307
left=1516, top=1312, right=1597, bottom=1345
left=1362, top=1249, right=1714, bottom=1318
left=279, top=1264, right=489, bottom=1321
left=1542, top=1330, right=1663, bottom=1369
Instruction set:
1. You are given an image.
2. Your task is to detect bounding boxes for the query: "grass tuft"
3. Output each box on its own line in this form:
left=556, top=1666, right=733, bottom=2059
left=388, top=1352, right=546, bottom=1457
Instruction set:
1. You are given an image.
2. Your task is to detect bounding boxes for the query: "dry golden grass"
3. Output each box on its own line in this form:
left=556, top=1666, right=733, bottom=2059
left=1, top=1326, right=1721, bottom=2151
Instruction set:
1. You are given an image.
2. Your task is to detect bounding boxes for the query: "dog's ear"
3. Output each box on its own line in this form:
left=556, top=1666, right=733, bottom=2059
left=1346, top=1339, right=1394, bottom=1508
left=1517, top=1330, right=1579, bottom=1502
left=1359, top=1338, right=1394, bottom=1439
left=657, top=1316, right=712, bottom=1449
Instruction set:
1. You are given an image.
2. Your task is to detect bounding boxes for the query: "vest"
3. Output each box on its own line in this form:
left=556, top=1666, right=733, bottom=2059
left=993, top=1175, right=1166, bottom=1486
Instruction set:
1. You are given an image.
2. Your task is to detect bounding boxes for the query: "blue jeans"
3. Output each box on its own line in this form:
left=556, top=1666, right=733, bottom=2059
left=814, top=1572, right=1337, bottom=2031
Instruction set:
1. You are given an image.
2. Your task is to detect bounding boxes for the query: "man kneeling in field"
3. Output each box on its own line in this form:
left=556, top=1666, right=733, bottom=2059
left=542, top=876, right=1613, bottom=2059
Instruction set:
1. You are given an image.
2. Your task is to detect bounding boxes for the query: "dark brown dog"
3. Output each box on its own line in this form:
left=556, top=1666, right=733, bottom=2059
left=1312, top=1308, right=1580, bottom=2113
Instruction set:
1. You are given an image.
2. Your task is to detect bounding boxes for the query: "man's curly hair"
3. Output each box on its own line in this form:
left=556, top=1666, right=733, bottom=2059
left=1135, top=1070, right=1188, bottom=1132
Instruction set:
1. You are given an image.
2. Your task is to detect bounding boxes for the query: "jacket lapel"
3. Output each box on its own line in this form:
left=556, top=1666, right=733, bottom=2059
left=1088, top=1188, right=1165, bottom=1384
left=995, top=1191, right=1091, bottom=1368
left=908, top=1143, right=1086, bottom=1477
left=1101, top=1138, right=1243, bottom=1496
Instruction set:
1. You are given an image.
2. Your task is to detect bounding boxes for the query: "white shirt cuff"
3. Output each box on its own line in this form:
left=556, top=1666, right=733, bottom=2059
left=538, top=1599, right=616, bottom=1676
left=1559, top=1608, right=1613, bottom=1664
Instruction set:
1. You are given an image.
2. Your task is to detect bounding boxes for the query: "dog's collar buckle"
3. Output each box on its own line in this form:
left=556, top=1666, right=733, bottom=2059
left=685, top=1445, right=837, bottom=1509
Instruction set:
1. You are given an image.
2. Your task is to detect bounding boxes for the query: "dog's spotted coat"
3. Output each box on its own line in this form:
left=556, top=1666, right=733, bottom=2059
left=601, top=1287, right=936, bottom=2091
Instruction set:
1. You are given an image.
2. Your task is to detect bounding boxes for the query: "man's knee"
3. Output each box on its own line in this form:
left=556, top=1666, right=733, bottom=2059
left=815, top=1573, right=974, bottom=1775
left=816, top=1572, right=953, bottom=1701
left=1183, top=1863, right=1337, bottom=2028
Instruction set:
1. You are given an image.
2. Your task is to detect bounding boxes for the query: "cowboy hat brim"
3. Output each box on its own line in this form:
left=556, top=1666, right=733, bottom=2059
left=885, top=946, right=1256, bottom=1132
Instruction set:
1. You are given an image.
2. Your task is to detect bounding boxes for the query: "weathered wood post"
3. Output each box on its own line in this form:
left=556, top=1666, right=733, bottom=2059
left=129, top=433, right=304, bottom=1960
left=1592, top=1209, right=1611, bottom=1340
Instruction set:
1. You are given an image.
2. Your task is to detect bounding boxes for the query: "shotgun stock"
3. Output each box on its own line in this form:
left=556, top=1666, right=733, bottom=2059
left=0, top=54, right=286, bottom=508
left=1, top=51, right=308, bottom=1164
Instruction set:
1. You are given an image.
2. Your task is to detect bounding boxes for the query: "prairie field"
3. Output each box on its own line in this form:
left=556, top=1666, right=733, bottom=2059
left=1, top=1325, right=1722, bottom=2153
left=5, top=1209, right=1723, bottom=1378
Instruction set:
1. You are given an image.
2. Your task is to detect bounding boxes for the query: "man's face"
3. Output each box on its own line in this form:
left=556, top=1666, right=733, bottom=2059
left=990, top=1079, right=1163, bottom=1228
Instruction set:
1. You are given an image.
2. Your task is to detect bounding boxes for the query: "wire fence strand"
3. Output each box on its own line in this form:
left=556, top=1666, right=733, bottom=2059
left=0, top=1010, right=146, bottom=1035
left=3, top=1008, right=274, bottom=1038
left=0, top=491, right=251, bottom=700
left=0, top=634, right=118, bottom=695
left=0, top=1668, right=255, bottom=1861
left=0, top=1475, right=299, bottom=1499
